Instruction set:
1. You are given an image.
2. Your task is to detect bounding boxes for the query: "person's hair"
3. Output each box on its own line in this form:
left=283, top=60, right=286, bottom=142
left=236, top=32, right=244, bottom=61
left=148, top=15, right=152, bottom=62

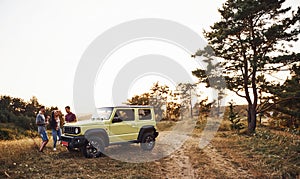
left=40, top=106, right=45, bottom=110
left=51, top=111, right=55, bottom=121
left=65, top=106, right=70, bottom=110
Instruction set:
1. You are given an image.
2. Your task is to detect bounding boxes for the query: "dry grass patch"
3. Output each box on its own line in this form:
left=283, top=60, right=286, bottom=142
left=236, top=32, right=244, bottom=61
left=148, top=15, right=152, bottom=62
left=0, top=138, right=161, bottom=179
left=0, top=118, right=299, bottom=178
left=212, top=128, right=300, bottom=178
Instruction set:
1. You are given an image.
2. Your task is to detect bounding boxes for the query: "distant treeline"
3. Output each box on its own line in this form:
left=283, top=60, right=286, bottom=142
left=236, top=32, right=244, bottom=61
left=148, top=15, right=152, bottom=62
left=0, top=95, right=58, bottom=140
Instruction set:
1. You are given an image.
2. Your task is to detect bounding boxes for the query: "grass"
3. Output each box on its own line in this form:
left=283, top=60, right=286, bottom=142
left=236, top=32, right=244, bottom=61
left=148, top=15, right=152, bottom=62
left=212, top=127, right=300, bottom=178
left=0, top=123, right=38, bottom=140
left=0, top=118, right=299, bottom=178
left=246, top=128, right=299, bottom=177
left=0, top=138, right=161, bottom=178
left=156, top=120, right=176, bottom=131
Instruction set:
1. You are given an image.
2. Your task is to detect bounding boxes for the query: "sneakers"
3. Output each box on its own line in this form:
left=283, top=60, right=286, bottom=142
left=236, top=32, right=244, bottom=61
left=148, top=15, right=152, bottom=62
left=53, top=148, right=57, bottom=151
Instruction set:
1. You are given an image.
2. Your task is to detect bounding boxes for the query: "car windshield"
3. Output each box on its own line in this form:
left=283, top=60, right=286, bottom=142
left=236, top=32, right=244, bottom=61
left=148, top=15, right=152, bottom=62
left=92, top=107, right=113, bottom=120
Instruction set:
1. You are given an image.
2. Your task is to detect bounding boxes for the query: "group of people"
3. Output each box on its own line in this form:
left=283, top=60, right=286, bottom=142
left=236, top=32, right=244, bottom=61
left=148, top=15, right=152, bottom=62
left=35, top=106, right=76, bottom=152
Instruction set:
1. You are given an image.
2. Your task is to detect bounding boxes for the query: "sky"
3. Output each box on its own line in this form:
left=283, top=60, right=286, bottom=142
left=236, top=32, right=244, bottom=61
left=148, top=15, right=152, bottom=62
left=0, top=0, right=299, bottom=114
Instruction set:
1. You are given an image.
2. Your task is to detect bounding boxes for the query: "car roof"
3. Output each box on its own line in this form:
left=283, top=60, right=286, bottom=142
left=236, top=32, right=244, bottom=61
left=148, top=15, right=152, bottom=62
left=98, top=106, right=153, bottom=109
left=116, top=105, right=154, bottom=108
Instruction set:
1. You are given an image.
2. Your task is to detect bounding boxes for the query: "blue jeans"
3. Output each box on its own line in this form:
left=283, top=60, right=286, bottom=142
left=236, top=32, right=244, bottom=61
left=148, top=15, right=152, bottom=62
left=52, top=128, right=61, bottom=148
left=40, top=130, right=48, bottom=142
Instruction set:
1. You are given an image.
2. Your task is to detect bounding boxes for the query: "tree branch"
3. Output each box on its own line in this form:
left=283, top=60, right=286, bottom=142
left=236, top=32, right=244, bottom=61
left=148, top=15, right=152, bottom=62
left=258, top=97, right=300, bottom=113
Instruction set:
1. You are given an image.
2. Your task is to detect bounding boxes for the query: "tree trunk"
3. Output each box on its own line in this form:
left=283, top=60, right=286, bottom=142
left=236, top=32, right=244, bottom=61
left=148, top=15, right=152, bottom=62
left=189, top=89, right=193, bottom=118
left=247, top=105, right=257, bottom=133
left=217, top=97, right=220, bottom=118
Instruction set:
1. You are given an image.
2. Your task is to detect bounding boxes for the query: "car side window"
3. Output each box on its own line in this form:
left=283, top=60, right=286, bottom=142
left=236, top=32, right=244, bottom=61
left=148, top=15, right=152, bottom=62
left=115, top=109, right=134, bottom=121
left=138, top=109, right=152, bottom=120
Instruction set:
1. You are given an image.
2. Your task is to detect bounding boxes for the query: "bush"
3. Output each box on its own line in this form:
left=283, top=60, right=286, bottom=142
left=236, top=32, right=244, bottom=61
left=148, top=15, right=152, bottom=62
left=0, top=109, right=11, bottom=123
left=228, top=101, right=244, bottom=133
left=0, top=113, right=8, bottom=123
left=218, top=120, right=231, bottom=131
left=23, top=130, right=38, bottom=138
left=15, top=116, right=35, bottom=130
left=0, top=128, right=18, bottom=140
left=0, top=127, right=38, bottom=140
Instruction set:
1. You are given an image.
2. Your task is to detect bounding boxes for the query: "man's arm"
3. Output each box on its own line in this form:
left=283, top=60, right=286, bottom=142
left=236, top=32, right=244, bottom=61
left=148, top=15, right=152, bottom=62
left=73, top=113, right=77, bottom=122
left=36, top=114, right=43, bottom=125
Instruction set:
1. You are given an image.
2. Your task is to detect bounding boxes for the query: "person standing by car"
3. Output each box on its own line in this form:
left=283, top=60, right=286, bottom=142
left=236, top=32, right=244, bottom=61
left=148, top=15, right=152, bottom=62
left=50, top=110, right=62, bottom=151
left=65, top=106, right=77, bottom=123
left=36, top=106, right=49, bottom=152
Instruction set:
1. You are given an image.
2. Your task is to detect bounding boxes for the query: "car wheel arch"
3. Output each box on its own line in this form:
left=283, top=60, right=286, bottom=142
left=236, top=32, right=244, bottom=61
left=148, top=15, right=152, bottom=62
left=84, top=128, right=109, bottom=147
left=137, top=125, right=157, bottom=142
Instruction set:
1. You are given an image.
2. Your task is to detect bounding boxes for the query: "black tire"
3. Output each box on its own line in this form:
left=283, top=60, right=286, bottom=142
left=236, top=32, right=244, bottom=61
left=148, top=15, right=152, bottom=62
left=67, top=146, right=78, bottom=152
left=82, top=136, right=105, bottom=158
left=140, top=133, right=155, bottom=151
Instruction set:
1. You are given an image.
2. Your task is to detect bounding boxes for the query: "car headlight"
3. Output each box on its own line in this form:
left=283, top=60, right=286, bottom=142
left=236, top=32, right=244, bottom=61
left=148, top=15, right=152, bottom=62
left=74, top=127, right=80, bottom=134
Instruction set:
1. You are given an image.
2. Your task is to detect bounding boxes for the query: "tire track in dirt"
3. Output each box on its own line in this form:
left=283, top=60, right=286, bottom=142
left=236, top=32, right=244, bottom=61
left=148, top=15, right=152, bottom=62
left=164, top=143, right=196, bottom=179
left=156, top=119, right=198, bottom=178
left=202, top=144, right=251, bottom=178
left=157, top=130, right=196, bottom=178
left=160, top=132, right=251, bottom=178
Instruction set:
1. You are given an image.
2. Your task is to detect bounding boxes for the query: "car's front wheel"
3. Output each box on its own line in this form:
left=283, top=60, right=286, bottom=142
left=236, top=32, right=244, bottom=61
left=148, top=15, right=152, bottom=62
left=140, top=133, right=155, bottom=151
left=67, top=146, right=78, bottom=152
left=82, top=136, right=105, bottom=158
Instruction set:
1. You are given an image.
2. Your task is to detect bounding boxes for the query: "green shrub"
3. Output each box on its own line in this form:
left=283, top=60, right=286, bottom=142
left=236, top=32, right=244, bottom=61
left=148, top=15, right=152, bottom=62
left=0, top=124, right=38, bottom=140
left=228, top=101, right=244, bottom=133
left=23, top=130, right=38, bottom=138
left=0, top=128, right=18, bottom=140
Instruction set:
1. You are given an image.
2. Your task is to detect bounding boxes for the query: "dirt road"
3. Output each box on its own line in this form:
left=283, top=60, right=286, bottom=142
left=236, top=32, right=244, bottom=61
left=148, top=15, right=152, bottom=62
left=158, top=132, right=252, bottom=179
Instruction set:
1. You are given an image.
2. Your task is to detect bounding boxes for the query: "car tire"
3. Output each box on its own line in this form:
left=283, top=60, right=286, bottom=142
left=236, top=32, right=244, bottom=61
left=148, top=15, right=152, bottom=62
left=140, top=133, right=155, bottom=151
left=67, top=146, right=78, bottom=152
left=82, top=136, right=105, bottom=158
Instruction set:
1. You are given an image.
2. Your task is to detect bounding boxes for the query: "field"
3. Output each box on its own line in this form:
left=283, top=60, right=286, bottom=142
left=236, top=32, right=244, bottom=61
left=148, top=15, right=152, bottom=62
left=0, top=118, right=299, bottom=179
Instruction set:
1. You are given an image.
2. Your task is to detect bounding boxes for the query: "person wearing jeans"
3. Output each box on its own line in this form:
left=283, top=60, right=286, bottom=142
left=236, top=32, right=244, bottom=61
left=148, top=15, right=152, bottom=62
left=36, top=106, right=49, bottom=152
left=50, top=110, right=62, bottom=151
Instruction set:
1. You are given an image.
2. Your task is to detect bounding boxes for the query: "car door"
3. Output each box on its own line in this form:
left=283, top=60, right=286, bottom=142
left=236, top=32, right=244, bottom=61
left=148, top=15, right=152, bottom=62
left=109, top=108, right=139, bottom=143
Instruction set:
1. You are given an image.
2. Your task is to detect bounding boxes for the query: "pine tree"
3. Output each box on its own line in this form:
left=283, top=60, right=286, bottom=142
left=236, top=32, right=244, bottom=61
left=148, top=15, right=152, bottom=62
left=228, top=101, right=244, bottom=133
left=194, top=0, right=300, bottom=133
left=264, top=64, right=300, bottom=128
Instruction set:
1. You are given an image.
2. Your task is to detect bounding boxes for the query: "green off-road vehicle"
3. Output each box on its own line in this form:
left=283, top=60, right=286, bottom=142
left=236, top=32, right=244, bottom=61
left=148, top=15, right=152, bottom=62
left=61, top=106, right=159, bottom=158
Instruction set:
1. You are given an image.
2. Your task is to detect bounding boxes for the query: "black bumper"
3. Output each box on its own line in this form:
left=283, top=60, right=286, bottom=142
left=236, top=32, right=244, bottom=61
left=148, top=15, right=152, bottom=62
left=61, top=135, right=86, bottom=149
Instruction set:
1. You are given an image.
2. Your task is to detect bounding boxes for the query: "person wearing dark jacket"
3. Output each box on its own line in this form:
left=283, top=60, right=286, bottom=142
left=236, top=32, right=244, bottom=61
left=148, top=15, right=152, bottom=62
left=50, top=110, right=62, bottom=151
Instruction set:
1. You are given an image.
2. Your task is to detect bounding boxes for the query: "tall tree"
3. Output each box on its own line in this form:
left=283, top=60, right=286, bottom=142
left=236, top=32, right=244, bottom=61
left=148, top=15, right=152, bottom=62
left=126, top=83, right=182, bottom=120
left=11, top=98, right=26, bottom=115
left=149, top=82, right=170, bottom=120
left=166, top=101, right=181, bottom=120
left=176, top=83, right=197, bottom=118
left=193, top=98, right=214, bottom=120
left=192, top=46, right=226, bottom=117
left=126, top=93, right=150, bottom=105
left=263, top=64, right=300, bottom=128
left=195, top=0, right=300, bottom=133
left=0, top=96, right=12, bottom=110
left=24, top=96, right=40, bottom=117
